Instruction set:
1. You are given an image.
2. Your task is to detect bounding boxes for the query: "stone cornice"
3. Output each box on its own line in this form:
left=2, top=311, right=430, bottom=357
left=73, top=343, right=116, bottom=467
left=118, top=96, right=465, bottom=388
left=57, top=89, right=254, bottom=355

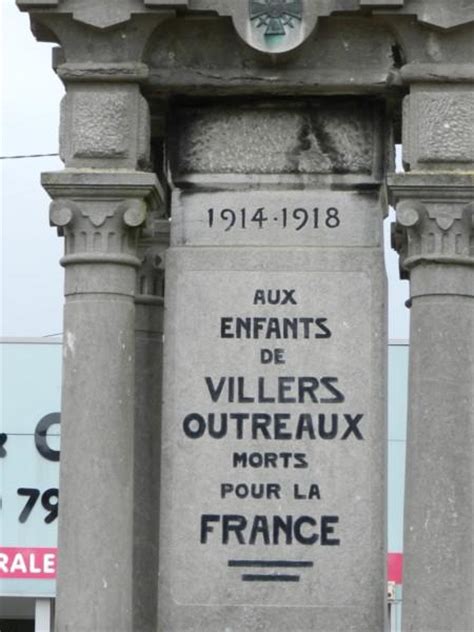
left=387, top=174, right=474, bottom=201
left=17, top=0, right=474, bottom=57
left=136, top=218, right=169, bottom=303
left=42, top=171, right=164, bottom=207
left=383, top=0, right=474, bottom=30
left=56, top=62, right=150, bottom=83
left=401, top=64, right=474, bottom=85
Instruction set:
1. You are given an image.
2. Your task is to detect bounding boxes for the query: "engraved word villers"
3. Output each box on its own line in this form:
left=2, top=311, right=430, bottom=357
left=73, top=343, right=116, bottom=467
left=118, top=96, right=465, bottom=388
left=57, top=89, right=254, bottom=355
left=250, top=0, right=303, bottom=36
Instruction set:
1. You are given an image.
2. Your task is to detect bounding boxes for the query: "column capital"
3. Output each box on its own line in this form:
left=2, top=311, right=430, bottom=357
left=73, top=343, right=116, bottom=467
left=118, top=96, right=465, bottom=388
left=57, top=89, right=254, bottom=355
left=136, top=218, right=169, bottom=305
left=388, top=174, right=474, bottom=277
left=43, top=171, right=165, bottom=269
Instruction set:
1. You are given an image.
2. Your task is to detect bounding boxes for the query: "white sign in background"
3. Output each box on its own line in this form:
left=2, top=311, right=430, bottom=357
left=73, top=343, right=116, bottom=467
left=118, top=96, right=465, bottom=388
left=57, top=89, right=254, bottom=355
left=0, top=341, right=61, bottom=597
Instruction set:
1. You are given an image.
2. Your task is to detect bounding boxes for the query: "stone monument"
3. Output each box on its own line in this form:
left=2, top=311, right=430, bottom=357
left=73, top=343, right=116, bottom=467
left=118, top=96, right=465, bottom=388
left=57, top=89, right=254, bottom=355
left=16, top=1, right=474, bottom=630
left=158, top=99, right=388, bottom=630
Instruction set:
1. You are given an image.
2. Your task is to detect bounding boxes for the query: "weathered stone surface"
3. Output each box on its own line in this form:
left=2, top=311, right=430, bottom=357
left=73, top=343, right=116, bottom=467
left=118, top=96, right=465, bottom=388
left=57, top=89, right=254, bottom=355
left=158, top=103, right=387, bottom=631
left=159, top=225, right=387, bottom=632
left=401, top=64, right=474, bottom=84
left=360, top=0, right=404, bottom=6
left=170, top=101, right=385, bottom=181
left=145, top=0, right=188, bottom=5
left=16, top=0, right=59, bottom=6
left=159, top=246, right=386, bottom=631
left=401, top=0, right=474, bottom=29
left=17, top=0, right=474, bottom=34
left=401, top=295, right=473, bottom=632
left=390, top=174, right=474, bottom=276
left=134, top=218, right=169, bottom=632
left=14, top=9, right=170, bottom=632
left=69, top=0, right=149, bottom=29
left=42, top=171, right=163, bottom=632
left=17, top=0, right=174, bottom=30
left=59, top=85, right=151, bottom=169
left=402, top=88, right=474, bottom=168
left=145, top=17, right=400, bottom=96
left=389, top=174, right=474, bottom=632
left=171, top=190, right=383, bottom=247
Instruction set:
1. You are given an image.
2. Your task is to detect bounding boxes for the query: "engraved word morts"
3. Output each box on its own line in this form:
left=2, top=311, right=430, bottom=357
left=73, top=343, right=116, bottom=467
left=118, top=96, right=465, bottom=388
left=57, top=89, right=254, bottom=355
left=158, top=101, right=388, bottom=632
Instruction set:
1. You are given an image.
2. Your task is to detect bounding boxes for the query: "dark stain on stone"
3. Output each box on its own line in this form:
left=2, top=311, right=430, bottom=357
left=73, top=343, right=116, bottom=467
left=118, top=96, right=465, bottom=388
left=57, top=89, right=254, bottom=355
left=391, top=43, right=404, bottom=69
left=297, top=119, right=312, bottom=152
left=308, top=113, right=347, bottom=174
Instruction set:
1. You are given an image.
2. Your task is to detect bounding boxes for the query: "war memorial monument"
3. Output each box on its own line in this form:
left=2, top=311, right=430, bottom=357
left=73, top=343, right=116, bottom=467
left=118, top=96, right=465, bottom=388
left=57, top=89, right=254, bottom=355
left=17, top=0, right=474, bottom=630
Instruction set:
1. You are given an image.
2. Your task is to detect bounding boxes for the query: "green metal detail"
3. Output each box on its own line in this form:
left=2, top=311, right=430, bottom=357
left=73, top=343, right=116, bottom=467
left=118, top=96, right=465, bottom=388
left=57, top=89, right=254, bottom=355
left=250, top=0, right=303, bottom=36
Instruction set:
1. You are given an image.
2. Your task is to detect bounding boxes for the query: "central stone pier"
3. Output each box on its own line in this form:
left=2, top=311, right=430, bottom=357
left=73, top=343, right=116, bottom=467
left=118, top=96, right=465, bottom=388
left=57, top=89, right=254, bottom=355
left=158, top=100, right=388, bottom=631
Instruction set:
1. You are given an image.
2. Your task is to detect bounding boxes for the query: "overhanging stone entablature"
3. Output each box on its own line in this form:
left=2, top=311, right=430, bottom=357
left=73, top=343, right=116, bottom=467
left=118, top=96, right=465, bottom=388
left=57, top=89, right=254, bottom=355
left=17, top=1, right=474, bottom=115
left=16, top=0, right=474, bottom=36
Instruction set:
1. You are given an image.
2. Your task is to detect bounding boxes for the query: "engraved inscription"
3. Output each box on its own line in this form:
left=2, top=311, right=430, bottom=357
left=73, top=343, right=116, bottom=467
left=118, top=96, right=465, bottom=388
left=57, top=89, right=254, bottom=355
left=206, top=206, right=340, bottom=232
left=164, top=270, right=375, bottom=606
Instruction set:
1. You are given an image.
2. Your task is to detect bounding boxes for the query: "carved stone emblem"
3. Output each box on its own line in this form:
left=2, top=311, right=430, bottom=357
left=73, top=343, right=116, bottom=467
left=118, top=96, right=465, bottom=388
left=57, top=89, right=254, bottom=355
left=250, top=0, right=302, bottom=36
left=218, top=0, right=321, bottom=54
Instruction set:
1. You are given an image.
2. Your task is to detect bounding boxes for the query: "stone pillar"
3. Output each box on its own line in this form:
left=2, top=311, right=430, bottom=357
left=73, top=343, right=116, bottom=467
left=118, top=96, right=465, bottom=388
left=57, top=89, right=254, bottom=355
left=159, top=100, right=389, bottom=631
left=389, top=68, right=474, bottom=632
left=134, top=216, right=169, bottom=632
left=44, top=172, right=162, bottom=631
left=36, top=19, right=167, bottom=629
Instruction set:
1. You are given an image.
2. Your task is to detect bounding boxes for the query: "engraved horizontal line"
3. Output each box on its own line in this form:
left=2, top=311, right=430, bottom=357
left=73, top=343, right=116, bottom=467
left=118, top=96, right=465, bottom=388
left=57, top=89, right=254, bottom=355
left=228, top=560, right=313, bottom=568
left=241, top=574, right=300, bottom=582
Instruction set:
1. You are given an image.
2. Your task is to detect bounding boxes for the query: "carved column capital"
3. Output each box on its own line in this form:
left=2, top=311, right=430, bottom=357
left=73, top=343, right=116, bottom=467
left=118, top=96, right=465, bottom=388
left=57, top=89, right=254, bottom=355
left=136, top=218, right=170, bottom=305
left=388, top=174, right=474, bottom=278
left=43, top=171, right=165, bottom=269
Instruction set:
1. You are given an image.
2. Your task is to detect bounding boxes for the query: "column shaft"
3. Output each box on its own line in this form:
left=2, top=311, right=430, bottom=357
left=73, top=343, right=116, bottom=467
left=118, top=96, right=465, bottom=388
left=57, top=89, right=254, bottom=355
left=390, top=174, right=474, bottom=632
left=133, top=221, right=169, bottom=632
left=403, top=284, right=473, bottom=630
left=44, top=172, right=162, bottom=631
left=59, top=290, right=136, bottom=629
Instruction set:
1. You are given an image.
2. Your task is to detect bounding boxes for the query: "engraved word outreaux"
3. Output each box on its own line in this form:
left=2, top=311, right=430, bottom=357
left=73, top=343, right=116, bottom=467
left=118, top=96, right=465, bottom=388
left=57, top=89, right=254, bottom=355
left=207, top=206, right=341, bottom=232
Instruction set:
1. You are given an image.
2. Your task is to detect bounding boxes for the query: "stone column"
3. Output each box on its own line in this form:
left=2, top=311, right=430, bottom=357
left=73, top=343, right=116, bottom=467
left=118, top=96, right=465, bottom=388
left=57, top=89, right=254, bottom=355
left=134, top=216, right=169, bottom=632
left=37, top=24, right=166, bottom=631
left=44, top=172, right=162, bottom=631
left=389, top=68, right=474, bottom=632
left=158, top=100, right=389, bottom=631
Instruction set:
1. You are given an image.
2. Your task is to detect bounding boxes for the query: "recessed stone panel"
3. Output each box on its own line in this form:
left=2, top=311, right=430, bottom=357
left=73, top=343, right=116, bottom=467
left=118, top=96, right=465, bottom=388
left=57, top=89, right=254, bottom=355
left=403, top=87, right=474, bottom=167
left=159, top=243, right=386, bottom=630
left=170, top=102, right=383, bottom=179
left=59, top=85, right=150, bottom=168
